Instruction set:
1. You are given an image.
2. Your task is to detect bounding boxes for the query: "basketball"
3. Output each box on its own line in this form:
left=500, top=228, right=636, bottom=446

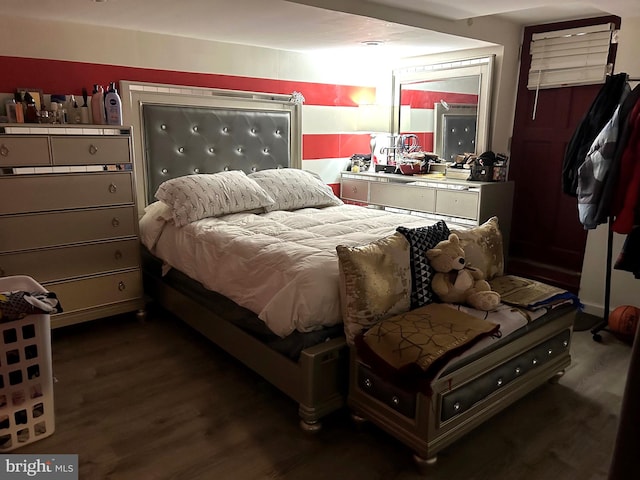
left=608, top=305, right=640, bottom=340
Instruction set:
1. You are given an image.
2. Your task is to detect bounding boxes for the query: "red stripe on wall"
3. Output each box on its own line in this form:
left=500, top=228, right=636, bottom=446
left=0, top=56, right=375, bottom=107
left=402, top=132, right=435, bottom=153
left=303, top=134, right=372, bottom=159
left=401, top=90, right=478, bottom=109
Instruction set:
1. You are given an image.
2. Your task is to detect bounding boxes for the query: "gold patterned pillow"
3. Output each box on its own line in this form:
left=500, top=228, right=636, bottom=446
left=336, top=232, right=412, bottom=346
left=451, top=216, right=504, bottom=280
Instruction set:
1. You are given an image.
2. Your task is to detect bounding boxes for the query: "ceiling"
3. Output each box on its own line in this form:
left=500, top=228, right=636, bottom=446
left=0, top=0, right=637, bottom=58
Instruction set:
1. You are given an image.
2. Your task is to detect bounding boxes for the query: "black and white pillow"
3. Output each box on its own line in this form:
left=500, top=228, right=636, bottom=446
left=397, top=220, right=450, bottom=309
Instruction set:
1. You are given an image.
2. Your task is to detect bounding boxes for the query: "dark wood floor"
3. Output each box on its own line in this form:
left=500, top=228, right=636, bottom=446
left=15, top=307, right=632, bottom=480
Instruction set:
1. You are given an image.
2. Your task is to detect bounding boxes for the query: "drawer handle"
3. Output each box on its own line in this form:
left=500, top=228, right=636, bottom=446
left=352, top=186, right=358, bottom=193
left=114, top=250, right=123, bottom=260
left=118, top=281, right=126, bottom=291
left=108, top=183, right=118, bottom=193
left=112, top=217, right=120, bottom=227
left=89, top=144, right=99, bottom=155
left=0, top=144, right=8, bottom=157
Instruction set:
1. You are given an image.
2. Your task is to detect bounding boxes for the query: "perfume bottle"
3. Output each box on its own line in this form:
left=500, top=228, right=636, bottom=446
left=24, top=92, right=38, bottom=123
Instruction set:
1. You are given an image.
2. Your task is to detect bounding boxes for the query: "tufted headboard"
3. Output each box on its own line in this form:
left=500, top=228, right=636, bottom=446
left=141, top=104, right=292, bottom=205
left=120, top=81, right=302, bottom=214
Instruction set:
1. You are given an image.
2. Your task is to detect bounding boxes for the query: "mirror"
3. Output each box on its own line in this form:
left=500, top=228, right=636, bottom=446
left=16, top=88, right=44, bottom=111
left=392, top=56, right=494, bottom=163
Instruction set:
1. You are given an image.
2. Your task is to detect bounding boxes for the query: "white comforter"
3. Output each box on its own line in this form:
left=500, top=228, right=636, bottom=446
left=140, top=202, right=441, bottom=337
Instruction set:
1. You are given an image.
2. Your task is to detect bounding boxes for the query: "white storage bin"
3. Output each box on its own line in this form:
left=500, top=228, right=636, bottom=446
left=0, top=275, right=55, bottom=451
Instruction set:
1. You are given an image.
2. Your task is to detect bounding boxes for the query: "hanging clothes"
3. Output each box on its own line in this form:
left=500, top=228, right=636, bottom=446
left=594, top=83, right=640, bottom=226
left=611, top=99, right=640, bottom=234
left=614, top=225, right=640, bottom=278
left=562, top=72, right=629, bottom=197
left=577, top=105, right=622, bottom=229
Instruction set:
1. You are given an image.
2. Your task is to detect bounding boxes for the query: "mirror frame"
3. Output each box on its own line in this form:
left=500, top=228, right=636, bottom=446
left=391, top=55, right=494, bottom=158
left=16, top=87, right=44, bottom=111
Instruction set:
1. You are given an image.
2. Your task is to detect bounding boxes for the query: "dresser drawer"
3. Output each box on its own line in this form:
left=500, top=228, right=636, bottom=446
left=51, top=136, right=131, bottom=166
left=0, top=172, right=134, bottom=214
left=0, top=206, right=137, bottom=252
left=44, top=270, right=142, bottom=314
left=0, top=136, right=51, bottom=167
left=435, top=189, right=479, bottom=220
left=341, top=179, right=369, bottom=202
left=0, top=239, right=140, bottom=282
left=370, top=182, right=436, bottom=212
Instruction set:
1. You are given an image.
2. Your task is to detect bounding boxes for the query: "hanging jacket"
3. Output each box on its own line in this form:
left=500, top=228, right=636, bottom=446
left=594, top=84, right=640, bottom=225
left=577, top=106, right=621, bottom=229
left=611, top=100, right=640, bottom=234
left=562, top=73, right=629, bottom=196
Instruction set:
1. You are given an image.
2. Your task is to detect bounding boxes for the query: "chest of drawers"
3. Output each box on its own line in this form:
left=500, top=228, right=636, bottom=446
left=340, top=171, right=514, bottom=251
left=0, top=125, right=144, bottom=328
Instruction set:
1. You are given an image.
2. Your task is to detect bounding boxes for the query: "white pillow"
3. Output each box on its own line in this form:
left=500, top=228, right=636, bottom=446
left=155, top=171, right=275, bottom=226
left=139, top=201, right=173, bottom=250
left=249, top=168, right=343, bottom=211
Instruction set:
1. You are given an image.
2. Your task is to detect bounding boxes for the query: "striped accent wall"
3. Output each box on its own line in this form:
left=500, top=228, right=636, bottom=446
left=0, top=55, right=377, bottom=194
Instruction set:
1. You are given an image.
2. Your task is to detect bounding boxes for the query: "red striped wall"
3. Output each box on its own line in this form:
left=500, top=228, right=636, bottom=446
left=0, top=56, right=374, bottom=108
left=400, top=89, right=478, bottom=108
left=0, top=56, right=376, bottom=178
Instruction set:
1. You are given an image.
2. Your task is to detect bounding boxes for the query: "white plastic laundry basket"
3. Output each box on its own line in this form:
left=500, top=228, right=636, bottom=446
left=0, top=275, right=55, bottom=451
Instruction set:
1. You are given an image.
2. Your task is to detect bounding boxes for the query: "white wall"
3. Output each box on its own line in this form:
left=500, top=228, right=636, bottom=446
left=291, top=0, right=524, bottom=156
left=0, top=14, right=520, bottom=148
left=579, top=16, right=640, bottom=315
left=0, top=15, right=383, bottom=86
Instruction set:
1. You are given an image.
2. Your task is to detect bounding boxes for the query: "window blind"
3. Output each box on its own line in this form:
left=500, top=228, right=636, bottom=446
left=527, top=23, right=614, bottom=90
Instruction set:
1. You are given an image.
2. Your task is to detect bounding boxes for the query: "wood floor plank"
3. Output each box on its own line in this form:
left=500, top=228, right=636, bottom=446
left=13, top=309, right=632, bottom=479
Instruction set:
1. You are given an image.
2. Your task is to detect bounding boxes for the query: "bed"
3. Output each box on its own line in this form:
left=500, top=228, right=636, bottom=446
left=122, top=82, right=577, bottom=454
left=121, top=81, right=446, bottom=431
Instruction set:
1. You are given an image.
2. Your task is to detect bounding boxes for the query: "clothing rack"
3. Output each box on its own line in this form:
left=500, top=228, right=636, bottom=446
left=591, top=75, right=640, bottom=342
left=591, top=217, right=616, bottom=341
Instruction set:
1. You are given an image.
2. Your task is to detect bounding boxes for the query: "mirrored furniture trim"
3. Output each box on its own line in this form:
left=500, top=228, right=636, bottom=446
left=433, top=102, right=478, bottom=162
left=340, top=170, right=513, bottom=256
left=392, top=55, right=495, bottom=160
left=0, top=124, right=145, bottom=328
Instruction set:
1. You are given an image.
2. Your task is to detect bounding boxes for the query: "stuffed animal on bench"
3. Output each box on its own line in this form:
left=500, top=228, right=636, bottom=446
left=425, top=233, right=501, bottom=311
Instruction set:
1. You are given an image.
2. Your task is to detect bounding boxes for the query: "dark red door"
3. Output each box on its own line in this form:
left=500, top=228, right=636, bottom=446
left=507, top=16, right=621, bottom=293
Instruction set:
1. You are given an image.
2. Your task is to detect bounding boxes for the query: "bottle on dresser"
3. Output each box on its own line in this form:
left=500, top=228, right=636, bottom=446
left=104, top=82, right=122, bottom=126
left=91, top=84, right=106, bottom=124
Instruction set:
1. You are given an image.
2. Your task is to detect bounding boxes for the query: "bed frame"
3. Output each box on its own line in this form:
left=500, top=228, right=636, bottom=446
left=121, top=81, right=348, bottom=431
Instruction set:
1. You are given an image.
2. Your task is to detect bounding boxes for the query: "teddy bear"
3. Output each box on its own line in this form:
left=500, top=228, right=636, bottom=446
left=425, top=233, right=501, bottom=311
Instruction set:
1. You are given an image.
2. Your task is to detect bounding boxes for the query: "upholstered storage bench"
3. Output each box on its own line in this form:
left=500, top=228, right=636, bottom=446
left=347, top=303, right=575, bottom=471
